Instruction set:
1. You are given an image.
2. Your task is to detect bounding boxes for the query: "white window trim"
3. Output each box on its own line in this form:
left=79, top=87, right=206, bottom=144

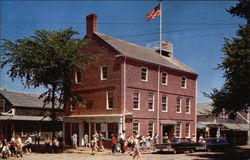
left=161, top=72, right=168, bottom=85
left=148, top=122, right=154, bottom=137
left=133, top=121, right=140, bottom=134
left=162, top=95, right=168, bottom=112
left=133, top=91, right=140, bottom=111
left=185, top=98, right=191, bottom=114
left=176, top=97, right=182, bottom=113
left=175, top=123, right=182, bottom=138
left=185, top=123, right=190, bottom=138
left=181, top=76, right=187, bottom=89
left=148, top=93, right=154, bottom=111
left=75, top=72, right=81, bottom=84
left=100, top=66, right=107, bottom=80
left=141, top=67, right=148, bottom=82
left=106, top=91, right=113, bottom=110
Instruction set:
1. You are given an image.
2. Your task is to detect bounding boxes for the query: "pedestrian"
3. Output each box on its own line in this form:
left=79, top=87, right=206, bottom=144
left=84, top=134, right=89, bottom=148
left=127, top=135, right=134, bottom=154
left=111, top=133, right=116, bottom=155
left=52, top=137, right=60, bottom=153
left=120, top=130, right=126, bottom=153
left=58, top=131, right=63, bottom=149
left=9, top=136, right=16, bottom=157
left=191, top=134, right=196, bottom=143
left=90, top=135, right=97, bottom=155
left=1, top=139, right=11, bottom=159
left=99, top=132, right=105, bottom=152
left=25, top=135, right=32, bottom=154
left=44, top=134, right=51, bottom=153
left=198, top=134, right=205, bottom=143
left=145, top=133, right=152, bottom=152
left=34, top=131, right=40, bottom=146
left=132, top=136, right=142, bottom=160
left=163, top=133, right=169, bottom=143
left=15, top=135, right=23, bottom=158
left=71, top=133, right=78, bottom=148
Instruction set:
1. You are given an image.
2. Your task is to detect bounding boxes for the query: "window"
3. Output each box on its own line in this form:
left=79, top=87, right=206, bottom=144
left=185, top=123, right=190, bottom=138
left=148, top=93, right=154, bottom=111
left=133, top=91, right=140, bottom=110
left=162, top=72, right=168, bottom=85
left=106, top=91, right=113, bottom=110
left=0, top=99, right=5, bottom=112
left=181, top=77, right=187, bottom=88
left=175, top=122, right=181, bottom=138
left=148, top=122, right=154, bottom=137
left=141, top=67, right=148, bottom=81
left=75, top=71, right=82, bottom=83
left=101, top=66, right=108, bottom=80
left=133, top=121, right=140, bottom=134
left=176, top=97, right=181, bottom=113
left=162, top=95, right=168, bottom=112
left=70, top=104, right=75, bottom=112
left=185, top=98, right=190, bottom=114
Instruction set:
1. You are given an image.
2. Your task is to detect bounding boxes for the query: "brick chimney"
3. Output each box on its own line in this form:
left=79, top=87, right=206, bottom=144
left=86, top=14, right=97, bottom=37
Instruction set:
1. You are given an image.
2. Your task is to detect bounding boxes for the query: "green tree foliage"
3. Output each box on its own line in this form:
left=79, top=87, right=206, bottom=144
left=0, top=27, right=97, bottom=134
left=206, top=0, right=250, bottom=118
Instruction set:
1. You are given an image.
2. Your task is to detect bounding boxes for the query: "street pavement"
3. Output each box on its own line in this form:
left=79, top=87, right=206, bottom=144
left=6, top=145, right=250, bottom=160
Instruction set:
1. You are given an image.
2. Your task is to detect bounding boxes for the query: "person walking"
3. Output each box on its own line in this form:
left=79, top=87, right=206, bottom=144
left=132, top=137, right=142, bottom=160
left=71, top=133, right=78, bottom=148
left=99, top=132, right=105, bottom=152
left=25, top=135, right=32, bottom=154
left=34, top=131, right=40, bottom=146
left=15, top=135, right=23, bottom=158
left=111, top=133, right=116, bottom=155
left=90, top=135, right=97, bottom=155
left=120, top=130, right=126, bottom=153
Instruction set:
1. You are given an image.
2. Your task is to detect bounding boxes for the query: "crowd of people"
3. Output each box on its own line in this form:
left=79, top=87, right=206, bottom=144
left=0, top=131, right=64, bottom=159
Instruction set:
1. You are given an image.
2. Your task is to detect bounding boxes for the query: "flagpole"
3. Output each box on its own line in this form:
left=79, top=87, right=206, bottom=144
left=159, top=0, right=163, bottom=56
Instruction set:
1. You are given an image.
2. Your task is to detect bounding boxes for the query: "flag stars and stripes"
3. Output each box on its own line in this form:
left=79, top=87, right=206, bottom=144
left=146, top=4, right=160, bottom=21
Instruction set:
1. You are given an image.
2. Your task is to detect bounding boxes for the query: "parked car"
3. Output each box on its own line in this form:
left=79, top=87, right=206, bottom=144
left=155, top=138, right=198, bottom=153
left=196, top=137, right=230, bottom=152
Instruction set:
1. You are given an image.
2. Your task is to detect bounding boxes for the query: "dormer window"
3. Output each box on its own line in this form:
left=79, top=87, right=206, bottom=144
left=181, top=77, right=187, bottom=88
left=141, top=67, right=148, bottom=81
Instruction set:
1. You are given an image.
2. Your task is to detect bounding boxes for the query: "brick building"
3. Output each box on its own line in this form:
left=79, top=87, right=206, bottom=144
left=63, top=14, right=198, bottom=146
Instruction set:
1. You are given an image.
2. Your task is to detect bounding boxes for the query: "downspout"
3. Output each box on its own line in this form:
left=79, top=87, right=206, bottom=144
left=123, top=57, right=127, bottom=131
left=157, top=65, right=160, bottom=137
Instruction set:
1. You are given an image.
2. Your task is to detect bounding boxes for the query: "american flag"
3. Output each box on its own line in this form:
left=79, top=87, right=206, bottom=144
left=146, top=4, right=160, bottom=21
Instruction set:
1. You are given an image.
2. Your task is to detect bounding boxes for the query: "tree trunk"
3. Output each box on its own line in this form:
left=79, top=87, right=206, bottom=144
left=52, top=84, right=56, bottom=139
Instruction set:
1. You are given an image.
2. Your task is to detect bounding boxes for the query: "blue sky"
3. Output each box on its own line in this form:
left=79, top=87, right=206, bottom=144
left=0, top=0, right=245, bottom=103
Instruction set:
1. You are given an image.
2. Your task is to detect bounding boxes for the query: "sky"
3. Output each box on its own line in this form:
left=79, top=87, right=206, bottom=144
left=0, top=0, right=246, bottom=103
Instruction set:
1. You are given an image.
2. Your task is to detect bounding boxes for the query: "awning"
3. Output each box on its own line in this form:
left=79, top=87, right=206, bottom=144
left=0, top=115, right=53, bottom=121
left=160, top=120, right=177, bottom=125
left=197, top=123, right=206, bottom=129
left=221, top=123, right=250, bottom=131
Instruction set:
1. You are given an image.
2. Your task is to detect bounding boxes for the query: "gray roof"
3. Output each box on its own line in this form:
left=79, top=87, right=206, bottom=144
left=0, top=90, right=52, bottom=108
left=95, top=32, right=198, bottom=75
left=197, top=102, right=213, bottom=115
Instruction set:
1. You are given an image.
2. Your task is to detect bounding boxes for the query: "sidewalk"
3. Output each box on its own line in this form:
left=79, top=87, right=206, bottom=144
left=63, top=147, right=111, bottom=155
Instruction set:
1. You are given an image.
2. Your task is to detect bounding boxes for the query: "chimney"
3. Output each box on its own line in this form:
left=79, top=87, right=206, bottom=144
left=86, top=14, right=97, bottom=37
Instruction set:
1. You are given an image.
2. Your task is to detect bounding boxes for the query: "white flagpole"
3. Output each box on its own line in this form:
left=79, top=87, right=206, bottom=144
left=160, top=0, right=163, bottom=56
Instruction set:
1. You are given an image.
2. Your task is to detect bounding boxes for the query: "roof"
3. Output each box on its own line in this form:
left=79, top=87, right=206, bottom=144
left=0, top=90, right=52, bottom=108
left=197, top=102, right=213, bottom=115
left=94, top=32, right=198, bottom=75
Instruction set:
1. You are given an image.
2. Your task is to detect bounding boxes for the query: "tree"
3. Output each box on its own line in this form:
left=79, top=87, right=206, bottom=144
left=0, top=27, right=97, bottom=136
left=206, top=0, right=250, bottom=118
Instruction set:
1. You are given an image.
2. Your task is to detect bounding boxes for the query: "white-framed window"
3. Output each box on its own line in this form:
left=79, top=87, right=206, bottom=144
left=101, top=66, right=108, bottom=80
left=176, top=97, right=181, bottom=113
left=141, top=67, right=148, bottom=81
left=148, top=122, right=154, bottom=137
left=75, top=71, right=82, bottom=84
left=106, top=91, right=113, bottom=110
left=181, top=77, right=187, bottom=88
left=162, top=95, right=168, bottom=112
left=133, top=120, right=140, bottom=134
left=0, top=99, right=5, bottom=112
left=70, top=104, right=75, bottom=112
left=161, top=72, right=168, bottom=85
left=185, top=98, right=190, bottom=114
left=175, top=122, right=181, bottom=138
left=148, top=93, right=154, bottom=111
left=133, top=91, right=140, bottom=110
left=185, top=123, right=190, bottom=138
